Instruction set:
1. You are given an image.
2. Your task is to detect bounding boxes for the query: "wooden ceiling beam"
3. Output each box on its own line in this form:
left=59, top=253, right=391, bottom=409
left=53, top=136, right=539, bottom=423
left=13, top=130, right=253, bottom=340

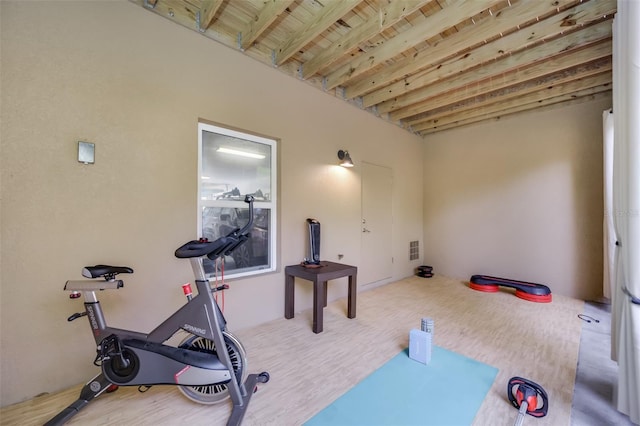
left=135, top=0, right=233, bottom=45
left=412, top=71, right=611, bottom=131
left=274, top=1, right=361, bottom=66
left=132, top=0, right=616, bottom=136
left=365, top=0, right=616, bottom=109
left=238, top=0, right=295, bottom=51
left=323, top=0, right=499, bottom=91
left=406, top=56, right=612, bottom=126
left=394, top=38, right=612, bottom=121
left=345, top=0, right=585, bottom=100
left=379, top=19, right=612, bottom=116
left=197, top=0, right=224, bottom=32
left=300, top=0, right=430, bottom=79
left=418, top=90, right=611, bottom=136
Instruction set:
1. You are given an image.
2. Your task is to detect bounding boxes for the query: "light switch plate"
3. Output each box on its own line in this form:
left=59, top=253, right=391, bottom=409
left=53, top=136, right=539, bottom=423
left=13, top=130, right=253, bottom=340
left=78, top=141, right=95, bottom=164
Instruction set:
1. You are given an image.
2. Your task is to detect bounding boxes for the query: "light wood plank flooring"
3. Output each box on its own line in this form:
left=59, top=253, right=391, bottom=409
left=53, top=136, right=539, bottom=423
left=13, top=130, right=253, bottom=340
left=0, top=275, right=583, bottom=426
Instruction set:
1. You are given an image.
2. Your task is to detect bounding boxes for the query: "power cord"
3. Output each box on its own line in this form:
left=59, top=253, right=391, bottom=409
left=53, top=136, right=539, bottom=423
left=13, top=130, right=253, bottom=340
left=577, top=314, right=600, bottom=323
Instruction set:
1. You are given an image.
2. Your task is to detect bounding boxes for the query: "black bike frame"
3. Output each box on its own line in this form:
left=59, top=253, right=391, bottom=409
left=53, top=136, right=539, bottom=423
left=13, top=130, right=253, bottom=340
left=48, top=195, right=265, bottom=426
left=65, top=255, right=243, bottom=403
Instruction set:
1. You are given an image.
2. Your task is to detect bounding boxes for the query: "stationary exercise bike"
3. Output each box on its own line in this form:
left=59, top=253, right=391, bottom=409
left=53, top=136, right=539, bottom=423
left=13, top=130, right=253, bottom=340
left=45, top=195, right=269, bottom=426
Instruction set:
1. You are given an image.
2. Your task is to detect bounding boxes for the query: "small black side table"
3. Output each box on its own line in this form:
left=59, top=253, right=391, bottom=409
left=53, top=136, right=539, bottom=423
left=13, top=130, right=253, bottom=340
left=284, top=261, right=357, bottom=333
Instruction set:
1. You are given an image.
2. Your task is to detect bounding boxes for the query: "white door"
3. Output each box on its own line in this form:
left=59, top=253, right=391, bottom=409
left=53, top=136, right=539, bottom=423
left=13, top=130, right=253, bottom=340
left=361, top=162, right=393, bottom=285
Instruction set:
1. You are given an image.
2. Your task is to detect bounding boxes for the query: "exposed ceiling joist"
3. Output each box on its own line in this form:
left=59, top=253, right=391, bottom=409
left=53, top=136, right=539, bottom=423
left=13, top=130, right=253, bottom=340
left=382, top=19, right=613, bottom=118
left=323, top=0, right=501, bottom=91
left=238, top=0, right=294, bottom=51
left=274, top=1, right=359, bottom=66
left=414, top=71, right=612, bottom=131
left=420, top=90, right=612, bottom=135
left=344, top=0, right=581, bottom=100
left=406, top=54, right=612, bottom=127
left=197, top=0, right=223, bottom=31
left=301, top=0, right=431, bottom=79
left=132, top=0, right=615, bottom=137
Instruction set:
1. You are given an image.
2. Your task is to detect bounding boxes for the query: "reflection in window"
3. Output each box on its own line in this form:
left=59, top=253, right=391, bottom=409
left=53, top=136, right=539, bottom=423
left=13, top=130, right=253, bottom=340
left=198, top=122, right=277, bottom=278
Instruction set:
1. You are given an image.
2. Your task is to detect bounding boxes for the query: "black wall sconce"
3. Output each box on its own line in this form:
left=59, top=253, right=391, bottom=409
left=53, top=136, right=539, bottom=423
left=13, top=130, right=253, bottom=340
left=338, top=150, right=354, bottom=167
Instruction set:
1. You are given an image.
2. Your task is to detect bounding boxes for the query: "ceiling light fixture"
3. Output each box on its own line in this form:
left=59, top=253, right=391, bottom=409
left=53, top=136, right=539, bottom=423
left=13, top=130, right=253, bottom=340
left=217, top=147, right=265, bottom=159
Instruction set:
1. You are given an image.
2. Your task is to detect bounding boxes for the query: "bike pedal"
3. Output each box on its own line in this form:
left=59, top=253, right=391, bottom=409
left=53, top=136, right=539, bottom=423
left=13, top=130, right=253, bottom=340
left=106, top=384, right=119, bottom=393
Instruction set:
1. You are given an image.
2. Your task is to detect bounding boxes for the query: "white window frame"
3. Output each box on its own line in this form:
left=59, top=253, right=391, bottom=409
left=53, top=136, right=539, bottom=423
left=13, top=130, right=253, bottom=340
left=197, top=121, right=277, bottom=279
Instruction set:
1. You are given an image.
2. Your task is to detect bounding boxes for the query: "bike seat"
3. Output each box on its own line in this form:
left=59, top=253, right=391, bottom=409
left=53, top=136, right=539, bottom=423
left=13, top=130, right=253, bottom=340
left=82, top=265, right=134, bottom=279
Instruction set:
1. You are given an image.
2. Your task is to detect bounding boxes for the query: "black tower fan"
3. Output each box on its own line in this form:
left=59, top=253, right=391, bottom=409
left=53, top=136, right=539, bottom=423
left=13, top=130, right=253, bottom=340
left=306, top=218, right=321, bottom=265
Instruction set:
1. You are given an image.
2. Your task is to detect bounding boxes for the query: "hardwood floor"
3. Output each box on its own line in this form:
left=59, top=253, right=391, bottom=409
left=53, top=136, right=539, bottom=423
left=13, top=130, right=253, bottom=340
left=1, top=275, right=584, bottom=426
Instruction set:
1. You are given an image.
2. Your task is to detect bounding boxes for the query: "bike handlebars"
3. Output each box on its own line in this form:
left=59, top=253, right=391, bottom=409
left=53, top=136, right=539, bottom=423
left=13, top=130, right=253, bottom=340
left=174, top=195, right=255, bottom=260
left=235, top=194, right=255, bottom=235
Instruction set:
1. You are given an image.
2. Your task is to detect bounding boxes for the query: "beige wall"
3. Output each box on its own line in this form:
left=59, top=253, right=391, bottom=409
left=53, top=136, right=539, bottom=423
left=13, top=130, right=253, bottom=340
left=0, top=1, right=424, bottom=405
left=1, top=0, right=609, bottom=408
left=423, top=96, right=611, bottom=300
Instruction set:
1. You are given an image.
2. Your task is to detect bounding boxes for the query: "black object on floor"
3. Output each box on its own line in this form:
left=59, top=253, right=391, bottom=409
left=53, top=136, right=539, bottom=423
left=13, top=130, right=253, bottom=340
left=507, top=376, right=549, bottom=426
left=417, top=265, right=433, bottom=278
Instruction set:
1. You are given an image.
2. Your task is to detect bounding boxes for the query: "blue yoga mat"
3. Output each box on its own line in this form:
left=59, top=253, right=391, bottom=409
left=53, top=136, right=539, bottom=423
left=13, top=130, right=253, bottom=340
left=305, top=346, right=498, bottom=426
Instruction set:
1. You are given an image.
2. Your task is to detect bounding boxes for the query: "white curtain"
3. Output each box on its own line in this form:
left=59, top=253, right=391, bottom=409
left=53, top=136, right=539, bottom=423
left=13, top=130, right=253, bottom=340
left=610, top=0, right=640, bottom=423
left=603, top=110, right=615, bottom=300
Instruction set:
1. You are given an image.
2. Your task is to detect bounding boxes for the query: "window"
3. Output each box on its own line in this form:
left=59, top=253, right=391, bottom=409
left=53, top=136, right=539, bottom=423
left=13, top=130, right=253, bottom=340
left=198, top=121, right=277, bottom=278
